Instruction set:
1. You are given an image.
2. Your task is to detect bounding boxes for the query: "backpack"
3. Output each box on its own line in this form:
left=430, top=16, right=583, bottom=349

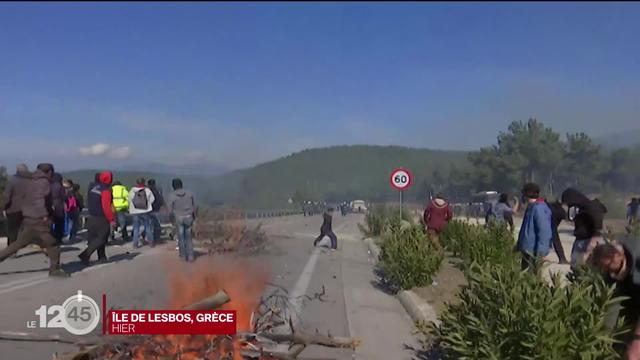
left=132, top=188, right=149, bottom=210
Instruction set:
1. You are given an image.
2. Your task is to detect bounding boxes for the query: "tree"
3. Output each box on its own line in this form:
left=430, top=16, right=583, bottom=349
left=559, top=132, right=604, bottom=192
left=468, top=119, right=564, bottom=195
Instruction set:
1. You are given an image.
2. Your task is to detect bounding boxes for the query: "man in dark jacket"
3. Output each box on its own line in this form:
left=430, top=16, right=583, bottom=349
left=591, top=240, right=640, bottom=359
left=313, top=207, right=337, bottom=250
left=50, top=172, right=66, bottom=244
left=1, top=164, right=30, bottom=248
left=0, top=163, right=68, bottom=277
left=147, top=179, right=164, bottom=241
left=547, top=201, right=569, bottom=264
left=78, top=171, right=115, bottom=265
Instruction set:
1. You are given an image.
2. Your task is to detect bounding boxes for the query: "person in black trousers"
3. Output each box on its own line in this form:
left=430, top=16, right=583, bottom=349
left=313, top=207, right=337, bottom=250
left=547, top=200, right=569, bottom=264
left=79, top=171, right=115, bottom=265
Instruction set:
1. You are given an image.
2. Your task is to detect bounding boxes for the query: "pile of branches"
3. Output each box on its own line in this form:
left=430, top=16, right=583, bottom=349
left=193, top=209, right=268, bottom=254
left=0, top=287, right=359, bottom=359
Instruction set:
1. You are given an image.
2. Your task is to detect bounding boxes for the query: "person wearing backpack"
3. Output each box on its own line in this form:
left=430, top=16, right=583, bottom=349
left=111, top=181, right=130, bottom=242
left=128, top=178, right=155, bottom=248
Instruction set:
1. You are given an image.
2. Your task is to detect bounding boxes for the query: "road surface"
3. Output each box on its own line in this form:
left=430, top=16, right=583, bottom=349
left=0, top=214, right=418, bottom=360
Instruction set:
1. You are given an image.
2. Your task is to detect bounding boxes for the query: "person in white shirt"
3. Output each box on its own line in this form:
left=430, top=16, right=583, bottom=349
left=128, top=177, right=156, bottom=248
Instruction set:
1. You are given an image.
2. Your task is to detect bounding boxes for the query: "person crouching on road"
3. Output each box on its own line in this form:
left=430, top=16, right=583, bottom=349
left=0, top=163, right=69, bottom=277
left=111, top=181, right=130, bottom=242
left=313, top=207, right=337, bottom=250
left=517, top=183, right=553, bottom=271
left=78, top=171, right=115, bottom=265
left=423, top=193, right=453, bottom=250
left=129, top=178, right=156, bottom=248
left=167, top=178, right=197, bottom=262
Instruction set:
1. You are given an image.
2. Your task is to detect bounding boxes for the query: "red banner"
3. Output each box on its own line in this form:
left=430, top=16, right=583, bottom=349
left=107, top=310, right=237, bottom=335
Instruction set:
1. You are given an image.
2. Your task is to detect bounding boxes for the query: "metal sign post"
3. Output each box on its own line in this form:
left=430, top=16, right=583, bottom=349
left=390, top=168, right=413, bottom=220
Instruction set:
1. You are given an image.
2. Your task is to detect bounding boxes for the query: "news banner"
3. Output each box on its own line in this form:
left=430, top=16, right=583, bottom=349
left=28, top=291, right=237, bottom=336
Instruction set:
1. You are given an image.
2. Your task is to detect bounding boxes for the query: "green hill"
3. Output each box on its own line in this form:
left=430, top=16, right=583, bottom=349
left=62, top=145, right=470, bottom=209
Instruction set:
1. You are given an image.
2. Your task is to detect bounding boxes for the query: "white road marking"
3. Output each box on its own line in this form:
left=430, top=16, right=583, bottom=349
left=0, top=278, right=50, bottom=295
left=0, top=274, right=48, bottom=290
left=287, top=247, right=321, bottom=327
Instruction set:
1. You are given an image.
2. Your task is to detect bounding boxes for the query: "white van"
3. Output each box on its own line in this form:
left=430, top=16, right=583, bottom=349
left=351, top=200, right=367, bottom=213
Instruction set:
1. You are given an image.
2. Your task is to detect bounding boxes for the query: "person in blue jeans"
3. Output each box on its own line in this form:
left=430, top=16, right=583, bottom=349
left=167, top=178, right=197, bottom=262
left=128, top=178, right=156, bottom=248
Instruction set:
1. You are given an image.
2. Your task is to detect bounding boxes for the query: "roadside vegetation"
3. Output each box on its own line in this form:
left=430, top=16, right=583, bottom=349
left=364, top=206, right=624, bottom=358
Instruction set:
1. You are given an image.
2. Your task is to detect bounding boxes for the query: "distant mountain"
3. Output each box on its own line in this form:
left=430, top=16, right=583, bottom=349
left=62, top=145, right=470, bottom=209
left=118, top=162, right=231, bottom=177
left=595, top=129, right=640, bottom=150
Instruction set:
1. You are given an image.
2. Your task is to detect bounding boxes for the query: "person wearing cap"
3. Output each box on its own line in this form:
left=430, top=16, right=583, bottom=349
left=517, top=183, right=553, bottom=270
left=1, top=164, right=31, bottom=249
left=313, top=206, right=337, bottom=250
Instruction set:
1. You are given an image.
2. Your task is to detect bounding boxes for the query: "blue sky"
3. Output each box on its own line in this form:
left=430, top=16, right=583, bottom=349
left=1, top=2, right=640, bottom=171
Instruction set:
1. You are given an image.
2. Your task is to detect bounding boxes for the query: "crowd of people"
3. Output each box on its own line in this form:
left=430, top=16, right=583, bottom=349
left=422, top=183, right=640, bottom=356
left=0, top=164, right=198, bottom=278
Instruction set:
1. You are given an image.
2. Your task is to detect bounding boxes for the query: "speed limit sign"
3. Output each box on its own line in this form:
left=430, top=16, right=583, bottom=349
left=390, top=168, right=413, bottom=191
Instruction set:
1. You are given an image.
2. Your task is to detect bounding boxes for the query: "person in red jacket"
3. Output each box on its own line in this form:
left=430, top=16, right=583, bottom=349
left=78, top=171, right=115, bottom=265
left=423, top=193, right=453, bottom=250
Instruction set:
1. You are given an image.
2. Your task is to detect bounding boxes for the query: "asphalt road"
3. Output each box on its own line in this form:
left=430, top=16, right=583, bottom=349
left=0, top=214, right=417, bottom=360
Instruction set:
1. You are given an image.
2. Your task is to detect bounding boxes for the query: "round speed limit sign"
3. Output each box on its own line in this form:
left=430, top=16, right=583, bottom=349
left=390, top=168, right=413, bottom=191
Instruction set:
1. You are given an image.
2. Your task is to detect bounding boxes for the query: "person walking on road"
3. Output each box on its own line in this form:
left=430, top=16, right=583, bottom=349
left=590, top=241, right=640, bottom=359
left=423, top=193, right=453, bottom=250
left=167, top=178, right=197, bottom=262
left=1, top=164, right=30, bottom=250
left=78, top=171, right=115, bottom=265
left=313, top=207, right=337, bottom=250
left=129, top=178, right=155, bottom=248
left=50, top=172, right=66, bottom=244
left=517, top=183, right=553, bottom=271
left=147, top=179, right=164, bottom=242
left=63, top=179, right=80, bottom=242
left=547, top=200, right=569, bottom=264
left=0, top=163, right=69, bottom=277
left=111, top=181, right=130, bottom=242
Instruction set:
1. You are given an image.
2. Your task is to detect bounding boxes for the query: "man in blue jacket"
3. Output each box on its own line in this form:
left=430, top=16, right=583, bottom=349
left=517, top=183, right=553, bottom=270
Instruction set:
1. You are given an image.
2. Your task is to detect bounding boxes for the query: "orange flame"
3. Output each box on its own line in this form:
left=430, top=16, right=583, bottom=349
left=130, top=257, right=270, bottom=360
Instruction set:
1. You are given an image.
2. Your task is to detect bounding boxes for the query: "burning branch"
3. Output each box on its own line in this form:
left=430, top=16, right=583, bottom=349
left=183, top=290, right=231, bottom=310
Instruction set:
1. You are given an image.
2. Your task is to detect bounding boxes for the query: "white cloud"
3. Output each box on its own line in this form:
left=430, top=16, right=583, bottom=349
left=79, top=143, right=110, bottom=156
left=78, top=143, right=132, bottom=159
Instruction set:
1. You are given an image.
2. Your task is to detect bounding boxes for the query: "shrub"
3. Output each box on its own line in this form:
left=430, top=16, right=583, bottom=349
left=441, top=220, right=516, bottom=271
left=359, top=203, right=414, bottom=237
left=379, top=224, right=443, bottom=291
left=427, top=263, right=624, bottom=360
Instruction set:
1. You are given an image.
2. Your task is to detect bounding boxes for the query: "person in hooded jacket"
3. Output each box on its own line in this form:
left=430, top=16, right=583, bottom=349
left=78, top=171, right=115, bottom=265
left=1, top=164, right=31, bottom=248
left=561, top=188, right=607, bottom=237
left=423, top=193, right=453, bottom=250
left=50, top=172, right=66, bottom=244
left=313, top=207, right=338, bottom=250
left=167, top=178, right=197, bottom=262
left=0, top=163, right=68, bottom=277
